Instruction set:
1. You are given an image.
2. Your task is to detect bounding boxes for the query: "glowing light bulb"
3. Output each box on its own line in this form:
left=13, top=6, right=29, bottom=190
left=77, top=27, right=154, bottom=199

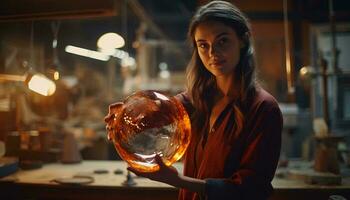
left=27, top=74, right=56, bottom=96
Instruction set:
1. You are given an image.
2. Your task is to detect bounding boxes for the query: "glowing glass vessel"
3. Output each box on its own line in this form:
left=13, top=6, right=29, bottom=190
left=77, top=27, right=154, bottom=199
left=105, top=91, right=191, bottom=172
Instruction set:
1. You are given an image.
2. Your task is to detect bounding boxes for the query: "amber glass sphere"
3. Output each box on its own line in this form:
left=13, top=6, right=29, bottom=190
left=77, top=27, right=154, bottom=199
left=105, top=91, right=191, bottom=172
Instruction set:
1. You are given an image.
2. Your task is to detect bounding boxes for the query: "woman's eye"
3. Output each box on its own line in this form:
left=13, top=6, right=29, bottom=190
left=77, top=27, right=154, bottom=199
left=198, top=43, right=208, bottom=49
left=218, top=38, right=228, bottom=45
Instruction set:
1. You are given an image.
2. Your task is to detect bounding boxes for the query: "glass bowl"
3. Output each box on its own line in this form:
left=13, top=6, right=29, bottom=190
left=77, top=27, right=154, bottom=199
left=105, top=90, right=191, bottom=172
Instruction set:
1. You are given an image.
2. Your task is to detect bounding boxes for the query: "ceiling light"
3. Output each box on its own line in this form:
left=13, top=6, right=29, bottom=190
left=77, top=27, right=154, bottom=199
left=97, top=32, right=125, bottom=50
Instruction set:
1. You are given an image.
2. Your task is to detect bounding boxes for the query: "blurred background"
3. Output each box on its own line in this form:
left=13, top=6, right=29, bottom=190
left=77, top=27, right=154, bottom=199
left=0, top=0, right=350, bottom=166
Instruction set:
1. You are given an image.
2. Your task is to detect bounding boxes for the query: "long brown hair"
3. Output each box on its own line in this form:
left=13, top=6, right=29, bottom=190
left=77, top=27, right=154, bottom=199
left=186, top=1, right=256, bottom=137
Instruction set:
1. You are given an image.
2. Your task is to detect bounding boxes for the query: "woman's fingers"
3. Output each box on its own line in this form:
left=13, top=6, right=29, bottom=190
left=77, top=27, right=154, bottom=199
left=127, top=167, right=140, bottom=175
left=127, top=167, right=146, bottom=177
left=109, top=102, right=123, bottom=113
left=154, top=155, right=178, bottom=174
left=105, top=102, right=123, bottom=123
left=127, top=155, right=176, bottom=179
left=109, top=102, right=123, bottom=109
left=127, top=167, right=153, bottom=179
left=154, top=154, right=166, bottom=168
left=104, top=113, right=113, bottom=123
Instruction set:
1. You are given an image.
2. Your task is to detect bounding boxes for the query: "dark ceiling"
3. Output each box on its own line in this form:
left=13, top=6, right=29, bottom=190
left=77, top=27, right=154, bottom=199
left=0, top=0, right=349, bottom=74
left=0, top=0, right=196, bottom=73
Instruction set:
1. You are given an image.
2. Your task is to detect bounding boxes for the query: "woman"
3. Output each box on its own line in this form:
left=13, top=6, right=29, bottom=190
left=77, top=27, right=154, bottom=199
left=124, top=1, right=282, bottom=199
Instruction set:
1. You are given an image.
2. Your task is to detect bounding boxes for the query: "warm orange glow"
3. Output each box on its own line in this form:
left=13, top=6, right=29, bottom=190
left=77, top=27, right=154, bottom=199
left=299, top=66, right=308, bottom=77
left=106, top=91, right=191, bottom=172
left=283, top=0, right=295, bottom=94
left=28, top=74, right=56, bottom=96
left=53, top=71, right=60, bottom=80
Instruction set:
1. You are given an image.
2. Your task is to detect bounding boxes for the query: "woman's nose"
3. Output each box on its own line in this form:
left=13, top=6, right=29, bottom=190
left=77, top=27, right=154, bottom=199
left=209, top=44, right=219, bottom=58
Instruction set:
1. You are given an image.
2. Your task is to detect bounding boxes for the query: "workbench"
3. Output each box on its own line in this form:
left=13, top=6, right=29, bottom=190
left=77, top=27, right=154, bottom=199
left=1, top=160, right=349, bottom=200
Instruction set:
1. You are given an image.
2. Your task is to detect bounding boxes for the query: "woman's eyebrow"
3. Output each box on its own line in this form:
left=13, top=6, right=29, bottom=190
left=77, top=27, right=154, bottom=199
left=195, top=39, right=206, bottom=43
left=215, top=32, right=229, bottom=39
left=195, top=32, right=230, bottom=43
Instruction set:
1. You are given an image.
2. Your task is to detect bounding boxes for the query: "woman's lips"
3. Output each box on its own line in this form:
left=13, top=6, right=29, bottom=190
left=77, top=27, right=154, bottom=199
left=210, top=60, right=225, bottom=67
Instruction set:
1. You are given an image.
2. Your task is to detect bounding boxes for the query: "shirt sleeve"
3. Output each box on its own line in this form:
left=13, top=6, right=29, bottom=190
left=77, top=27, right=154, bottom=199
left=204, top=103, right=283, bottom=199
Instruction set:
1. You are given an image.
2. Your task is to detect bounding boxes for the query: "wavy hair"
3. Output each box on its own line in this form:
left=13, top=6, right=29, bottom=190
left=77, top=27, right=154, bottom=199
left=186, top=1, right=256, bottom=137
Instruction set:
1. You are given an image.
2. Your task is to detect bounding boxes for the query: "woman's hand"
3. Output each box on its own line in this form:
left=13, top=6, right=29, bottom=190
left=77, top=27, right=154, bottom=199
left=127, top=154, right=180, bottom=186
left=128, top=155, right=206, bottom=193
left=104, top=102, right=123, bottom=141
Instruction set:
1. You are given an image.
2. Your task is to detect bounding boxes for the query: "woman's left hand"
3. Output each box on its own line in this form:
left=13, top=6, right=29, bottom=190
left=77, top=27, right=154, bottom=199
left=127, top=155, right=179, bottom=186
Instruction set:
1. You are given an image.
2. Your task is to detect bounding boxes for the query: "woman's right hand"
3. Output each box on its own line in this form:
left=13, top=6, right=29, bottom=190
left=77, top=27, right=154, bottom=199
left=129, top=154, right=206, bottom=193
left=127, top=154, right=180, bottom=186
left=104, top=102, right=123, bottom=141
left=104, top=102, right=123, bottom=123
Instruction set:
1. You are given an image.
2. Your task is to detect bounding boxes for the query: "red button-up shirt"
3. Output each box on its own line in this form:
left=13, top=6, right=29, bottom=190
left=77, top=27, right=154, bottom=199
left=176, top=88, right=283, bottom=200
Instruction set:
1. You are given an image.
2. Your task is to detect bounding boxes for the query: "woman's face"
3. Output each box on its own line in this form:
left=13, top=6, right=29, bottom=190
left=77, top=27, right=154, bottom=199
left=194, top=21, right=243, bottom=78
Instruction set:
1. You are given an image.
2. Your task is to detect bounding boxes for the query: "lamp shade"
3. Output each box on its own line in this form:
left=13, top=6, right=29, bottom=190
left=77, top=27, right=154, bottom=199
left=97, top=32, right=125, bottom=50
left=0, top=72, right=56, bottom=96
left=26, top=73, right=56, bottom=96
